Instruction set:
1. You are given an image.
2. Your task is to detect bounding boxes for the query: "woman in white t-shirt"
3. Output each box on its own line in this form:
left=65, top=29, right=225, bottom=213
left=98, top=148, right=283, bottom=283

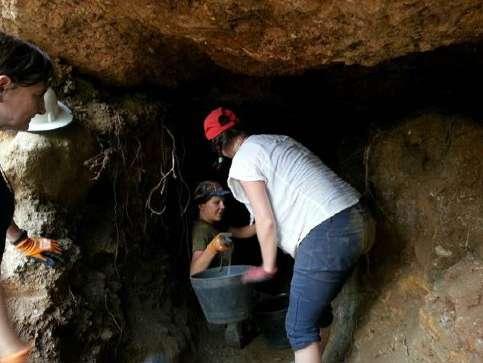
left=202, top=107, right=374, bottom=363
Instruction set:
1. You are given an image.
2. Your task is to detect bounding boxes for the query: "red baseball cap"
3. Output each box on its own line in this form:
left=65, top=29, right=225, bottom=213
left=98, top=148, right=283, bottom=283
left=203, top=107, right=238, bottom=140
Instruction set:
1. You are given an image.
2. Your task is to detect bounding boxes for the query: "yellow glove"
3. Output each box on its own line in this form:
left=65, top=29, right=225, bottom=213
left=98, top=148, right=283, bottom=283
left=207, top=233, right=232, bottom=254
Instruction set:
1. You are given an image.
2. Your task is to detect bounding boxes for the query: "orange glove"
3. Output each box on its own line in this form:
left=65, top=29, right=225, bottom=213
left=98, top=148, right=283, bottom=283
left=15, top=236, right=63, bottom=268
left=207, top=233, right=232, bottom=254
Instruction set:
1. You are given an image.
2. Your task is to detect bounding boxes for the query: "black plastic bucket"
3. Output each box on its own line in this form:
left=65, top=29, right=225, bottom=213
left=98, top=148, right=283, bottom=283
left=254, top=293, right=290, bottom=348
left=190, top=265, right=254, bottom=324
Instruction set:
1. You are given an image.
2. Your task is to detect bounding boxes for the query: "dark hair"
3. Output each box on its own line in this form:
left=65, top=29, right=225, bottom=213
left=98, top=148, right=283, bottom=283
left=193, top=180, right=230, bottom=205
left=0, top=33, right=53, bottom=86
left=211, top=127, right=247, bottom=153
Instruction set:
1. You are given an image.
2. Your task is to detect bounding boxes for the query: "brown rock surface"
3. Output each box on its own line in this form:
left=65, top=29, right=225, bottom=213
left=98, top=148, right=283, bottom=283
left=346, top=113, right=483, bottom=363
left=1, top=237, right=79, bottom=363
left=0, top=123, right=95, bottom=362
left=0, top=125, right=96, bottom=207
left=368, top=113, right=483, bottom=281
left=348, top=258, right=483, bottom=363
left=0, top=91, right=190, bottom=362
left=1, top=0, right=483, bottom=85
left=348, top=264, right=430, bottom=363
left=417, top=257, right=483, bottom=362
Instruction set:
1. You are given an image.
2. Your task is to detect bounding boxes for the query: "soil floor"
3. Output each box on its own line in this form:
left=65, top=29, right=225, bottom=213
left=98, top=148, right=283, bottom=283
left=193, top=324, right=293, bottom=363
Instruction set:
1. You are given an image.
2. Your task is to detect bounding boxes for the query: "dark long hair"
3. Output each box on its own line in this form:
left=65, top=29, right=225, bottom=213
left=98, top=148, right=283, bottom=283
left=211, top=128, right=246, bottom=153
left=0, top=33, right=53, bottom=86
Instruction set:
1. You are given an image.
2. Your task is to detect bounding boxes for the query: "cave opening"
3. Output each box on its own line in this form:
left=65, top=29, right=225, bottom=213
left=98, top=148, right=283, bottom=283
left=1, top=32, right=482, bottom=363
left=90, top=41, right=482, bottom=362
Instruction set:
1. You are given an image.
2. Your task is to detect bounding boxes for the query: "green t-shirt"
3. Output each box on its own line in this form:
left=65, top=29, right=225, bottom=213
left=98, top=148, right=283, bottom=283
left=192, top=220, right=231, bottom=269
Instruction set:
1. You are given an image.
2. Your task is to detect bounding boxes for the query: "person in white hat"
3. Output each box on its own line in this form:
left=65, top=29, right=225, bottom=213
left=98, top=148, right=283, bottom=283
left=0, top=32, right=63, bottom=363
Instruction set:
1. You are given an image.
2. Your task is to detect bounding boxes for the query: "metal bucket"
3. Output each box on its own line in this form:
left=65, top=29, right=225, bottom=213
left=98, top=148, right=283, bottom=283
left=190, top=265, right=255, bottom=324
left=254, top=293, right=290, bottom=348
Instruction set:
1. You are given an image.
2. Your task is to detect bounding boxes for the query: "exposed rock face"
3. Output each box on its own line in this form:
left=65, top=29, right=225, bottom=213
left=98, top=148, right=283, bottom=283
left=0, top=125, right=95, bottom=361
left=1, top=237, right=79, bottom=363
left=1, top=0, right=483, bottom=86
left=417, top=257, right=483, bottom=362
left=348, top=264, right=430, bottom=363
left=0, top=126, right=96, bottom=207
left=0, top=92, right=191, bottom=362
left=346, top=113, right=483, bottom=363
left=1, top=2, right=482, bottom=359
left=348, top=258, right=483, bottom=363
left=368, top=113, right=483, bottom=281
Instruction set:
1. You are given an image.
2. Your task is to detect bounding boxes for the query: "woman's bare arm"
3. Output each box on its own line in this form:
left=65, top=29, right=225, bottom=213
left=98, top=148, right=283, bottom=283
left=190, top=249, right=217, bottom=276
left=228, top=224, right=256, bottom=239
left=239, top=180, right=277, bottom=273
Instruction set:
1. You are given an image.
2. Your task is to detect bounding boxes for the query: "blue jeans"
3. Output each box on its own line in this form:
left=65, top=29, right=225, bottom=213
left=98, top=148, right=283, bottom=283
left=285, top=202, right=366, bottom=350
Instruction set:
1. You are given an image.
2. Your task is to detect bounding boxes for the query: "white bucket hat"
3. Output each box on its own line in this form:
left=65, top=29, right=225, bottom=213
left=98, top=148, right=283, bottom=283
left=28, top=87, right=73, bottom=131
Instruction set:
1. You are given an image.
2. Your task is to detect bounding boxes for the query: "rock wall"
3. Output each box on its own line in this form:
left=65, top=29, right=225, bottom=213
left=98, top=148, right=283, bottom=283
left=368, top=113, right=483, bottom=279
left=1, top=3, right=482, bottom=361
left=345, top=113, right=483, bottom=363
left=0, top=126, right=94, bottom=362
left=0, top=76, right=193, bottom=362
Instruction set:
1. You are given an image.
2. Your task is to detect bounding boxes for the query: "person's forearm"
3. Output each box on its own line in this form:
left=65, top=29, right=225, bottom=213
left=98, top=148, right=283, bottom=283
left=229, top=224, right=256, bottom=239
left=5, top=221, right=23, bottom=243
left=190, top=249, right=218, bottom=276
left=256, top=218, right=277, bottom=273
left=239, top=180, right=278, bottom=273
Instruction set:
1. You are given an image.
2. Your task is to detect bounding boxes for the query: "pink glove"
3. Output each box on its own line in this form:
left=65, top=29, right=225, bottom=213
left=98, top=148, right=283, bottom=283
left=241, top=266, right=277, bottom=284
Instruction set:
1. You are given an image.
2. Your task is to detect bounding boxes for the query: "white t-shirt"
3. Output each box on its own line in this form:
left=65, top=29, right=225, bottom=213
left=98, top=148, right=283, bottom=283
left=228, top=134, right=360, bottom=257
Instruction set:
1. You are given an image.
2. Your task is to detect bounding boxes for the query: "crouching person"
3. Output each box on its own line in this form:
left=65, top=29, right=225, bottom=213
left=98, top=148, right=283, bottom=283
left=190, top=180, right=255, bottom=276
left=190, top=180, right=256, bottom=348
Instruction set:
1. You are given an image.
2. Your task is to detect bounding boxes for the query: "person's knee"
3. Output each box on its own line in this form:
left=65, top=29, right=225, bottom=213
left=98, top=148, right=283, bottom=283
left=285, top=307, right=322, bottom=351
